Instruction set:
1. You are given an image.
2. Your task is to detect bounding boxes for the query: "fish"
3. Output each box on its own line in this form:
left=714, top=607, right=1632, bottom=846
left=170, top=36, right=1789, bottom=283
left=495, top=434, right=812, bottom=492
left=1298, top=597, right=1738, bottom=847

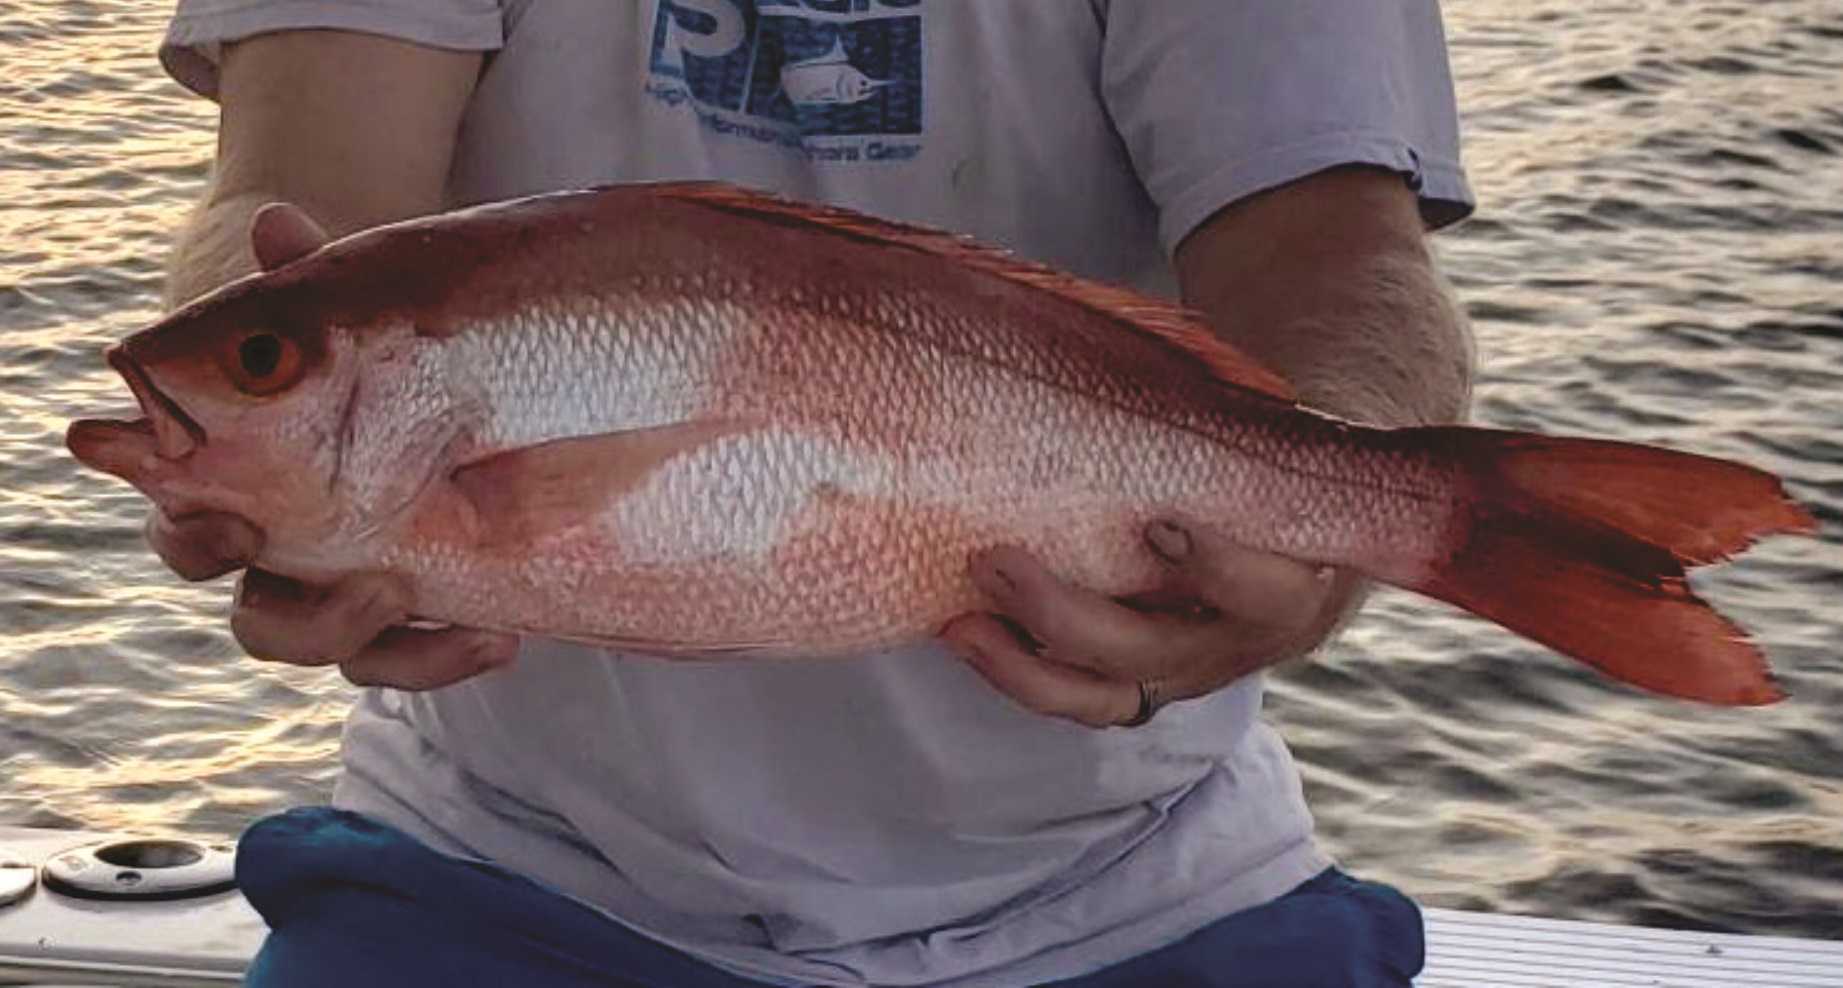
left=65, top=182, right=1816, bottom=706
left=774, top=36, right=895, bottom=106
left=780, top=37, right=896, bottom=106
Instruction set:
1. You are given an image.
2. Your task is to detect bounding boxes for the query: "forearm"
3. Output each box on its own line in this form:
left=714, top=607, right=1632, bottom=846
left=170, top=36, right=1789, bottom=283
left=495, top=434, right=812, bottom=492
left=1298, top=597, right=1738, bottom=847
left=1177, top=166, right=1474, bottom=429
left=163, top=30, right=481, bottom=309
left=162, top=181, right=412, bottom=310
left=163, top=172, right=452, bottom=312
left=1231, top=250, right=1472, bottom=428
left=162, top=188, right=268, bottom=308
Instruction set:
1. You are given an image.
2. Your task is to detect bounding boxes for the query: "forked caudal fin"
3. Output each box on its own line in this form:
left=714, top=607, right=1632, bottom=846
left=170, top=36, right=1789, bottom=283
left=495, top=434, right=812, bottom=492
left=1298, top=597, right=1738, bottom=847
left=1404, top=428, right=1817, bottom=705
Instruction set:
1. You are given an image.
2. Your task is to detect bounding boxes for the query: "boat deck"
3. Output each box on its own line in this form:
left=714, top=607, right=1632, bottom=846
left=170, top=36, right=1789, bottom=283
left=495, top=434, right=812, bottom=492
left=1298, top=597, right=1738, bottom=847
left=1420, top=907, right=1843, bottom=987
left=4, top=828, right=1841, bottom=986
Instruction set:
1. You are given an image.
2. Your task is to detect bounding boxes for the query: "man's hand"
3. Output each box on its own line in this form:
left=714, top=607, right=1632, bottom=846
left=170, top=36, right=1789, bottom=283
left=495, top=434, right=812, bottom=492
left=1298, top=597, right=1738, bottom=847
left=148, top=204, right=518, bottom=689
left=941, top=524, right=1358, bottom=728
left=942, top=165, right=1472, bottom=727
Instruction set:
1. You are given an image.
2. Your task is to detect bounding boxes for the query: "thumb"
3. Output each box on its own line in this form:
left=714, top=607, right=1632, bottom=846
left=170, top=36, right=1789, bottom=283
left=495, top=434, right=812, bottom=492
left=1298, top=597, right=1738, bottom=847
left=1145, top=521, right=1330, bottom=627
left=251, top=202, right=331, bottom=271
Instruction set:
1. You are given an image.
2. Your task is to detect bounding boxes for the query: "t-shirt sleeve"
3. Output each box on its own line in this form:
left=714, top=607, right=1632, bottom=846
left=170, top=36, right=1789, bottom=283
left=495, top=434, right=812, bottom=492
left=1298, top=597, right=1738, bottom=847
left=1100, top=0, right=1475, bottom=253
left=161, top=0, right=506, bottom=99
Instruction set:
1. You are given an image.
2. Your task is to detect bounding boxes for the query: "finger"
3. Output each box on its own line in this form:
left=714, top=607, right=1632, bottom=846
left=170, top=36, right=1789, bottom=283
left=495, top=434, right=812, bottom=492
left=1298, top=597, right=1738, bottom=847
left=230, top=569, right=410, bottom=667
left=941, top=613, right=1140, bottom=729
left=340, top=627, right=518, bottom=691
left=250, top=202, right=331, bottom=271
left=1146, top=522, right=1332, bottom=633
left=968, top=545, right=1161, bottom=673
left=145, top=510, right=262, bottom=581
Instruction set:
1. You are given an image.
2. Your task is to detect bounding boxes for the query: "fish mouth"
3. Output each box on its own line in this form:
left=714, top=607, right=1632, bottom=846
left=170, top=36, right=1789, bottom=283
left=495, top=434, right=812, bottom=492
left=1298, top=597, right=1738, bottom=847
left=65, top=415, right=152, bottom=476
left=106, top=344, right=206, bottom=458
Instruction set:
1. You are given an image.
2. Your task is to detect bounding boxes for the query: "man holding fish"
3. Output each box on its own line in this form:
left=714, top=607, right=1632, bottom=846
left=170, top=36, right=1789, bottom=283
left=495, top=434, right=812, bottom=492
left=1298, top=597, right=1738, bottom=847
left=113, top=2, right=1533, bottom=985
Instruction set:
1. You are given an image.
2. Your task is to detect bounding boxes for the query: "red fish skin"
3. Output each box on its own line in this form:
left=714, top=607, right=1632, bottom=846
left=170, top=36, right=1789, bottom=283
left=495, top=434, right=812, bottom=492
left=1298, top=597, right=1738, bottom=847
left=350, top=241, right=1463, bottom=655
left=65, top=183, right=1812, bottom=702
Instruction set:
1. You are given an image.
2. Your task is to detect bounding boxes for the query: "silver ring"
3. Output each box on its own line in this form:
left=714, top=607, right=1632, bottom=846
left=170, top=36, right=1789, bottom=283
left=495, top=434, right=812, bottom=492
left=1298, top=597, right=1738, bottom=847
left=1121, top=679, right=1162, bottom=727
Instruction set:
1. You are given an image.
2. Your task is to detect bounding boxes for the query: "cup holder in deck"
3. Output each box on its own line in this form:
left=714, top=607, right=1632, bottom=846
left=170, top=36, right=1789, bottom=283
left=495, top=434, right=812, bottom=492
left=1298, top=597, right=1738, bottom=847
left=92, top=839, right=206, bottom=869
left=41, top=837, right=235, bottom=901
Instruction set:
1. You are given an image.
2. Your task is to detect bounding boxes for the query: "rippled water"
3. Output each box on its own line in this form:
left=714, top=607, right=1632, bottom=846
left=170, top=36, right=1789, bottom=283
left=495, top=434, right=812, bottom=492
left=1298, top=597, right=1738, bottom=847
left=3, top=0, right=1841, bottom=941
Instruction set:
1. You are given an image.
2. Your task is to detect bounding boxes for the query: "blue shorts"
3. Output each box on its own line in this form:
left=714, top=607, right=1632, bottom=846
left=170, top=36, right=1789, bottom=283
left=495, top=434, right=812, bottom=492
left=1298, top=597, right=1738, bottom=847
left=240, top=808, right=1423, bottom=987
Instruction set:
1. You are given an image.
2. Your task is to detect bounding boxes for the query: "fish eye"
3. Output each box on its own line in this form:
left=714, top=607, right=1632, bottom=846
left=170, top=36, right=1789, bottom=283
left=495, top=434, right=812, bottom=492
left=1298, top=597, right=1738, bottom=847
left=240, top=334, right=282, bottom=377
left=225, top=330, right=304, bottom=396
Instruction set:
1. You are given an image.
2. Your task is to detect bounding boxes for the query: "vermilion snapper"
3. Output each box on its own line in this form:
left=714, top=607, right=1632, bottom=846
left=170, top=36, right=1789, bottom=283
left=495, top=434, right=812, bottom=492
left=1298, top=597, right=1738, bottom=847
left=66, top=183, right=1816, bottom=705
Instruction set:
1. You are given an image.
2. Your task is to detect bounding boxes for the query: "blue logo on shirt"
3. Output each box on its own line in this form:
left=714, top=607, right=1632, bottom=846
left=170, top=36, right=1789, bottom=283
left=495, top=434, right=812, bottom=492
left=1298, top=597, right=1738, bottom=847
left=645, top=0, right=924, bottom=162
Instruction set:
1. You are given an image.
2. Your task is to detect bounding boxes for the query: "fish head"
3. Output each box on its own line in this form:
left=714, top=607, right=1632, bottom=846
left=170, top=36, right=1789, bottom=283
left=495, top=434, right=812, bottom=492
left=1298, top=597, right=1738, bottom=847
left=66, top=280, right=359, bottom=549
left=837, top=69, right=885, bottom=103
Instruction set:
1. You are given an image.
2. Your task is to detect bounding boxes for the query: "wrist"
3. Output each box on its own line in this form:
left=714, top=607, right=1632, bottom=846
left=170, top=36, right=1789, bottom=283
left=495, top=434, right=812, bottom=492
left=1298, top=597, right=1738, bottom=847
left=163, top=189, right=270, bottom=310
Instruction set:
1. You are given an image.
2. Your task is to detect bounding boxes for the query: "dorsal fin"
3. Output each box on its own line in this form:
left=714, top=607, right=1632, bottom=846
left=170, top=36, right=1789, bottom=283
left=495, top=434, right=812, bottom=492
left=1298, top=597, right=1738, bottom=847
left=648, top=182, right=1296, bottom=401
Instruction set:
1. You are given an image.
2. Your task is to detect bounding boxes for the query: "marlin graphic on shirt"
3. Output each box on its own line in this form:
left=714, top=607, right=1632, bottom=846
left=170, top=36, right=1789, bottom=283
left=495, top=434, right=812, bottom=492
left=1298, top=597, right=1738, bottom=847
left=645, top=0, right=924, bottom=151
left=780, top=38, right=896, bottom=106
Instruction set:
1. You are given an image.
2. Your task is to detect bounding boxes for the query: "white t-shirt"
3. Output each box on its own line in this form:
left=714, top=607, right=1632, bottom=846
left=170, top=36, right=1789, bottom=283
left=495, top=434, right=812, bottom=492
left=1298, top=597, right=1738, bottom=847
left=162, top=3, right=1473, bottom=986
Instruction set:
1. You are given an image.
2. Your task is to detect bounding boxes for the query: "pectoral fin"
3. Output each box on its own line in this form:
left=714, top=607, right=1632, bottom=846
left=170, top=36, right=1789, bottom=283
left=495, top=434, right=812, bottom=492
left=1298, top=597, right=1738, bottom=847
left=451, top=419, right=745, bottom=548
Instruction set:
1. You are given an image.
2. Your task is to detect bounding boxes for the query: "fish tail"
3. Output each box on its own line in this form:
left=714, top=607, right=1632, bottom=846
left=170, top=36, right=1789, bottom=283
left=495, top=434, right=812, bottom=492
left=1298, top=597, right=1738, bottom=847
left=1404, top=428, right=1816, bottom=705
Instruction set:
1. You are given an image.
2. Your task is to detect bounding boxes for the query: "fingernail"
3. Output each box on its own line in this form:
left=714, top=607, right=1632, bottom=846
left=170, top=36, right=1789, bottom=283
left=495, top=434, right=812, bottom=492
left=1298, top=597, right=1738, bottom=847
left=1147, top=521, right=1191, bottom=562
